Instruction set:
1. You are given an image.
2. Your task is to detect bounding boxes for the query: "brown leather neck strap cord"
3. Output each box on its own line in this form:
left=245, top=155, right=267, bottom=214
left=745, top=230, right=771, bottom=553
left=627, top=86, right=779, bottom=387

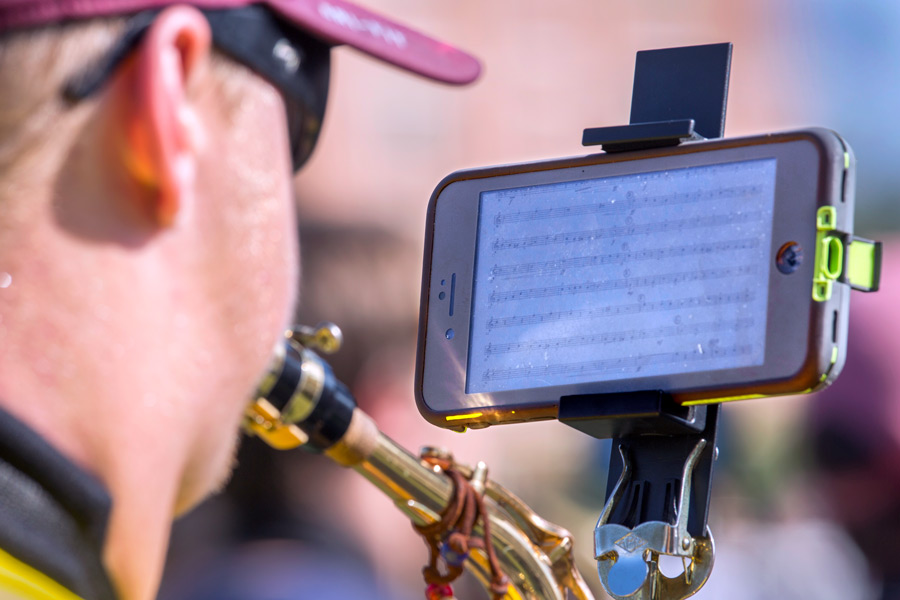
left=414, top=462, right=510, bottom=600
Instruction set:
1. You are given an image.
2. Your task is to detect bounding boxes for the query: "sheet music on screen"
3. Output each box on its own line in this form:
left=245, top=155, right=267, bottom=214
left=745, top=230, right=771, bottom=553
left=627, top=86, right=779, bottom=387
left=466, top=158, right=777, bottom=394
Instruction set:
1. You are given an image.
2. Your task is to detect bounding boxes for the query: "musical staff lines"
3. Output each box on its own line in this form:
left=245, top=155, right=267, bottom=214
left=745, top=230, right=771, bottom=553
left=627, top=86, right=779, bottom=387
left=486, top=290, right=755, bottom=331
left=485, top=317, right=754, bottom=356
left=481, top=345, right=754, bottom=383
left=489, top=265, right=756, bottom=305
left=491, top=212, right=762, bottom=252
left=493, top=183, right=762, bottom=226
left=463, top=157, right=778, bottom=394
left=490, top=238, right=761, bottom=280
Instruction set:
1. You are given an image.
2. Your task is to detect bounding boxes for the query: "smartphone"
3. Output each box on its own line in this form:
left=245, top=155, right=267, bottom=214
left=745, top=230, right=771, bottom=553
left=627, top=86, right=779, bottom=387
left=415, top=129, right=856, bottom=430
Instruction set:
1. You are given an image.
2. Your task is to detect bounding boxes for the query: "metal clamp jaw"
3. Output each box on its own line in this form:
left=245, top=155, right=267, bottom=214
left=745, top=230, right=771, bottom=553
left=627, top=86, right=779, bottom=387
left=560, top=393, right=719, bottom=600
left=595, top=442, right=714, bottom=600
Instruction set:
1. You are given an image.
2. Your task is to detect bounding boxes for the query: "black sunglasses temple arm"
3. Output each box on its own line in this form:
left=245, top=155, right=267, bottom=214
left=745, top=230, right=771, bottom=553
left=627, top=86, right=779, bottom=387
left=63, top=10, right=159, bottom=102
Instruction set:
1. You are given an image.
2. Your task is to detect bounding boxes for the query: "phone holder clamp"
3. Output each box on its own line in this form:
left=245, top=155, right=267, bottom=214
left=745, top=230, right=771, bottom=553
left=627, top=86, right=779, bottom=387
left=595, top=441, right=715, bottom=600
left=563, top=42, right=732, bottom=600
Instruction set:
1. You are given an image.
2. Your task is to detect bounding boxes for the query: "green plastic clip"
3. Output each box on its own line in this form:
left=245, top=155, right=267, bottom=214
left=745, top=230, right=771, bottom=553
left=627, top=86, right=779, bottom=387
left=811, top=207, right=882, bottom=301
left=812, top=207, right=842, bottom=302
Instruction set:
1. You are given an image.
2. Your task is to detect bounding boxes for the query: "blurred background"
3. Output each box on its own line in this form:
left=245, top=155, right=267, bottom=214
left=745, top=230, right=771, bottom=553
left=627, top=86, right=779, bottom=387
left=159, top=0, right=899, bottom=598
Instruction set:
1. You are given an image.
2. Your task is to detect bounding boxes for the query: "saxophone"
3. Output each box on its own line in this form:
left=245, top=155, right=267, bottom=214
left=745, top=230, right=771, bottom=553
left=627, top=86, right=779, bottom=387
left=242, top=324, right=595, bottom=600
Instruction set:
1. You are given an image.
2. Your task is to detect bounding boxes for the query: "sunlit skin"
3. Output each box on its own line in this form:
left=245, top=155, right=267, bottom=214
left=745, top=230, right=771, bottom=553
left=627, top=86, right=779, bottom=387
left=0, top=7, right=298, bottom=600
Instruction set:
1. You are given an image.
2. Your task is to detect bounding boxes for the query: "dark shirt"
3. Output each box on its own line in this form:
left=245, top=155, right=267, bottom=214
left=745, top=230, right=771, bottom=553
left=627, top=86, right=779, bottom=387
left=0, top=406, right=117, bottom=599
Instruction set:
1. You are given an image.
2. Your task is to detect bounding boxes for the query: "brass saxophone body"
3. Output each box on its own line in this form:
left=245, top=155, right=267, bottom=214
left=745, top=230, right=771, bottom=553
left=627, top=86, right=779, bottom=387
left=243, top=326, right=594, bottom=600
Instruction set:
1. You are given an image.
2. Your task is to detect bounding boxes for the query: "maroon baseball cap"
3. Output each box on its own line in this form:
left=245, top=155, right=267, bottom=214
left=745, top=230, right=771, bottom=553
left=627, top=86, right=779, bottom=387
left=0, top=0, right=481, bottom=85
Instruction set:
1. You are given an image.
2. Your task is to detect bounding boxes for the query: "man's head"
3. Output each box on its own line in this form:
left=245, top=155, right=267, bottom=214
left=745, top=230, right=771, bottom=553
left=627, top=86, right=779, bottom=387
left=0, top=2, right=478, bottom=596
left=0, top=4, right=303, bottom=513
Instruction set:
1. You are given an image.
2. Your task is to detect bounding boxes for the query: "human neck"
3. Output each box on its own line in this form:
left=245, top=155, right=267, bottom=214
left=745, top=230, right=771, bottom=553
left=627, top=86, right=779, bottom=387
left=100, top=449, right=182, bottom=600
left=0, top=365, right=184, bottom=600
left=0, top=369, right=187, bottom=600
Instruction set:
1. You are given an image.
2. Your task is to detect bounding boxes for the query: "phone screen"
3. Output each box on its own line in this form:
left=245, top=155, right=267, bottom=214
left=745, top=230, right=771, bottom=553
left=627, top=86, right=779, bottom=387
left=466, top=158, right=778, bottom=394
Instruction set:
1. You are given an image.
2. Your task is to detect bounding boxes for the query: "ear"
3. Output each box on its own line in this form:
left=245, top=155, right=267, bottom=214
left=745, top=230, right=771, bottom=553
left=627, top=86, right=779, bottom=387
left=111, top=6, right=212, bottom=227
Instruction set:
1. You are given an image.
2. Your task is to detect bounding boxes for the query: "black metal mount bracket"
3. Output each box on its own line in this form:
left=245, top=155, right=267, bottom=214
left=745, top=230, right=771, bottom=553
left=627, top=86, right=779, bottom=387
left=582, top=42, right=731, bottom=153
left=560, top=42, right=732, bottom=537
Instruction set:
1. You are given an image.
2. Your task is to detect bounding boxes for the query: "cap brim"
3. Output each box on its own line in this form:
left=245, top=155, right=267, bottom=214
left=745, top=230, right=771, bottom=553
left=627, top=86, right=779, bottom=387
left=267, top=0, right=480, bottom=85
left=0, top=0, right=481, bottom=85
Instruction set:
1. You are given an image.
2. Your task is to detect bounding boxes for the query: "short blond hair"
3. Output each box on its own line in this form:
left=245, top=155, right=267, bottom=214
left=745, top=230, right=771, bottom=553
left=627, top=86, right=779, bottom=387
left=0, top=20, right=125, bottom=181
left=0, top=17, right=256, bottom=189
